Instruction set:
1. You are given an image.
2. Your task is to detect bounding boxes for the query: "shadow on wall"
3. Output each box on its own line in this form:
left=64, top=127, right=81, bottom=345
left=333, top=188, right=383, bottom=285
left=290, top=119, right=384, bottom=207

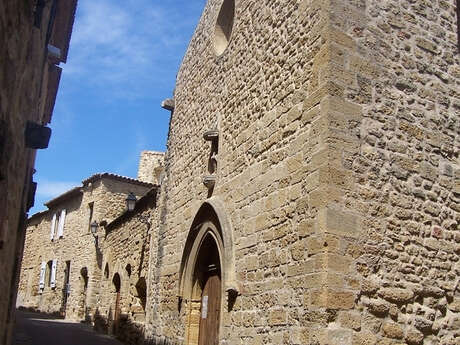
left=115, top=315, right=144, bottom=345
left=96, top=246, right=103, bottom=269
left=93, top=307, right=109, bottom=334
left=92, top=310, right=181, bottom=345
left=17, top=306, right=64, bottom=319
left=117, top=316, right=184, bottom=345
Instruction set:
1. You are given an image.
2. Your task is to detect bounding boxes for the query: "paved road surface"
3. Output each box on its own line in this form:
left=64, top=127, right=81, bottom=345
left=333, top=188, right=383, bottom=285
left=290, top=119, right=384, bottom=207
left=12, top=310, right=124, bottom=345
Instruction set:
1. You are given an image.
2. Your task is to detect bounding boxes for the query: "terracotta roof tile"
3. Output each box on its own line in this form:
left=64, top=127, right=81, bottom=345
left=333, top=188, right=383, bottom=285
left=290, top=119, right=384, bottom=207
left=82, top=173, right=155, bottom=187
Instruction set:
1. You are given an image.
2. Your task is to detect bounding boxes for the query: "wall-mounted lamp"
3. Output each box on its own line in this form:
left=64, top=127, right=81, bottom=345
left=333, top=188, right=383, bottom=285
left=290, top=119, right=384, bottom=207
left=90, top=221, right=99, bottom=244
left=125, top=192, right=151, bottom=228
left=126, top=192, right=137, bottom=212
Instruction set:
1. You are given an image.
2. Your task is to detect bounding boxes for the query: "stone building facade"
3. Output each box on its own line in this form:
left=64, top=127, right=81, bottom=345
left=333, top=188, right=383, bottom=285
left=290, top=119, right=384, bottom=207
left=0, top=0, right=77, bottom=344
left=142, top=1, right=459, bottom=345
left=15, top=1, right=460, bottom=345
left=17, top=172, right=154, bottom=322
left=95, top=188, right=160, bottom=344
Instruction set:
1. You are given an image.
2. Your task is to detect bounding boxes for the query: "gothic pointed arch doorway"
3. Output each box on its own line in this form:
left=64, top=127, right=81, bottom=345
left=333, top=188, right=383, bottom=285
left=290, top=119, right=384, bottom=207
left=187, top=224, right=222, bottom=345
left=180, top=199, right=238, bottom=345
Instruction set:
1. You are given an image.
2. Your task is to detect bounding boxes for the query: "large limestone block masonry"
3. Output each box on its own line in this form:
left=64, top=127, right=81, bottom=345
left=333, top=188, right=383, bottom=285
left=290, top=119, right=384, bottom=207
left=145, top=0, right=459, bottom=345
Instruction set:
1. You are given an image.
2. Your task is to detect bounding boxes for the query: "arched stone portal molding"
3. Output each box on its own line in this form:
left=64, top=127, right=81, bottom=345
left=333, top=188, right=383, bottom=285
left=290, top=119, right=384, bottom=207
left=179, top=196, right=238, bottom=301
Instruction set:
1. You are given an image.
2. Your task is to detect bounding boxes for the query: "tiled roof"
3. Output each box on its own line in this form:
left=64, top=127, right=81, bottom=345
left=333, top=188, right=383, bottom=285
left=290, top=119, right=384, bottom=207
left=27, top=210, right=50, bottom=223
left=37, top=173, right=154, bottom=214
left=44, top=186, right=82, bottom=208
left=82, top=173, right=155, bottom=187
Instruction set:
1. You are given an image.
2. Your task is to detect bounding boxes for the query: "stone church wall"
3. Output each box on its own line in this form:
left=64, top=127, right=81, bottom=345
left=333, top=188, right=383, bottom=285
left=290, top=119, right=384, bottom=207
left=145, top=1, right=459, bottom=345
left=329, top=1, right=460, bottom=344
left=148, top=0, right=336, bottom=343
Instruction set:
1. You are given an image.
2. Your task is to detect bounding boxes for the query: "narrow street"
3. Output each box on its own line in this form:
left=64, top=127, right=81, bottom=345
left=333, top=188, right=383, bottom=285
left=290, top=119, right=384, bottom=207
left=12, top=310, right=124, bottom=345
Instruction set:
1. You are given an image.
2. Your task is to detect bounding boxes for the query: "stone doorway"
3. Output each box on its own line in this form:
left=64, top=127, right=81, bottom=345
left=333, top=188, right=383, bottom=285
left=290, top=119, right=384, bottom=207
left=60, top=261, right=71, bottom=317
left=180, top=200, right=238, bottom=345
left=112, top=273, right=121, bottom=334
left=197, top=245, right=221, bottom=345
left=186, top=226, right=222, bottom=345
left=77, top=267, right=88, bottom=319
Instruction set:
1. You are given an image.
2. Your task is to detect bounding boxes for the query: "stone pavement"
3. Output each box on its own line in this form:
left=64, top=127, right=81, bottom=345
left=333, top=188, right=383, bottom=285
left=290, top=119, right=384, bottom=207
left=12, top=310, right=124, bottom=345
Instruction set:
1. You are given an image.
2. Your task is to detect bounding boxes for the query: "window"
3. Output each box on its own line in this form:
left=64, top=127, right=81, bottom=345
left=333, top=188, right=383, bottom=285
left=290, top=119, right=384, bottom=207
left=46, top=261, right=53, bottom=287
left=213, top=0, right=236, bottom=56
left=56, top=209, right=66, bottom=238
left=50, top=209, right=66, bottom=240
left=50, top=259, right=57, bottom=289
left=64, top=261, right=71, bottom=293
left=39, top=261, right=46, bottom=292
left=50, top=213, right=57, bottom=240
left=88, top=202, right=94, bottom=233
left=104, top=263, right=109, bottom=279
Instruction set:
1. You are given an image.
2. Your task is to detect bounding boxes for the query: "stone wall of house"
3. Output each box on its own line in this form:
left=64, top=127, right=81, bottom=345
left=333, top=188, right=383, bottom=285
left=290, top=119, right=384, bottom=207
left=145, top=1, right=459, bottom=345
left=95, top=189, right=159, bottom=344
left=0, top=1, right=76, bottom=343
left=17, top=177, right=152, bottom=323
left=138, top=151, right=165, bottom=185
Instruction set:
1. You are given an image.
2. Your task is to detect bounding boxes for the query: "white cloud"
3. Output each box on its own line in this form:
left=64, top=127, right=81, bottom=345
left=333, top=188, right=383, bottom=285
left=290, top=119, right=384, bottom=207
left=36, top=180, right=80, bottom=199
left=63, top=0, right=205, bottom=100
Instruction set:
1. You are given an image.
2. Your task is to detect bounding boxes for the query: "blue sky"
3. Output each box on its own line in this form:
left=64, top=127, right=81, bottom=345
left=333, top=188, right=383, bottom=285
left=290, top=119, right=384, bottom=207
left=31, top=0, right=206, bottom=214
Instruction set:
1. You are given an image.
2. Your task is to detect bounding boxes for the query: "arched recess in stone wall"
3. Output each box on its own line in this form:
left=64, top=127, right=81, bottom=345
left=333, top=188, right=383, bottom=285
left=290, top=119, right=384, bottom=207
left=78, top=267, right=89, bottom=319
left=104, top=263, right=110, bottom=279
left=178, top=196, right=238, bottom=300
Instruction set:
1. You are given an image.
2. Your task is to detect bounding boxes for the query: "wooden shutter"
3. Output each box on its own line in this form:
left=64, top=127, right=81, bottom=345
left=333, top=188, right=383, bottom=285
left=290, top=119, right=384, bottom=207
left=50, top=214, right=56, bottom=240
left=39, top=261, right=46, bottom=290
left=50, top=259, right=57, bottom=288
left=57, top=209, right=66, bottom=238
